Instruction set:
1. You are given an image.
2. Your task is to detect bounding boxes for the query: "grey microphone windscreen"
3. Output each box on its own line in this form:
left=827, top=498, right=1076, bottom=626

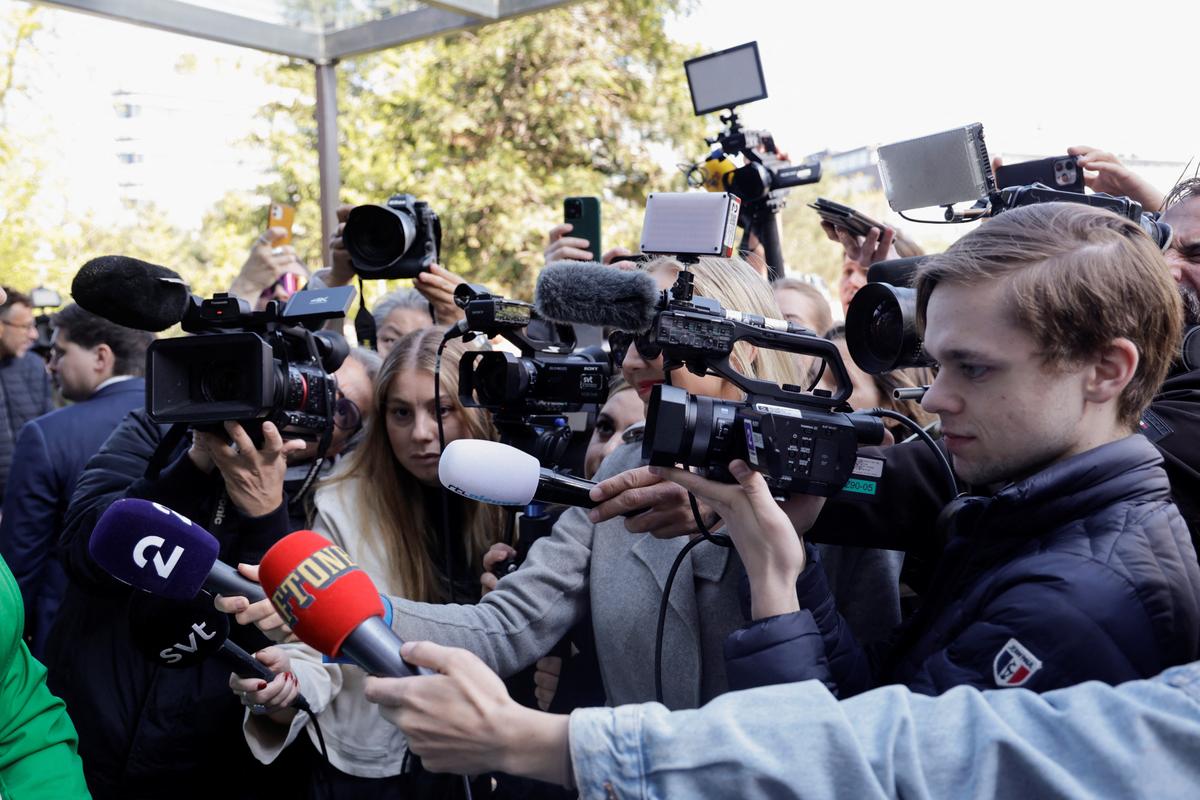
left=535, top=262, right=660, bottom=332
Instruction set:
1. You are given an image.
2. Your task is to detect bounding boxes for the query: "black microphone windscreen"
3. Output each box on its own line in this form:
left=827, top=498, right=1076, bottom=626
left=128, top=592, right=230, bottom=669
left=73, top=255, right=191, bottom=332
left=535, top=262, right=660, bottom=332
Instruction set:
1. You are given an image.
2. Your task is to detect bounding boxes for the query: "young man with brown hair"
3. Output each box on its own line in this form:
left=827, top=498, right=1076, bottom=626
left=705, top=201, right=1200, bottom=697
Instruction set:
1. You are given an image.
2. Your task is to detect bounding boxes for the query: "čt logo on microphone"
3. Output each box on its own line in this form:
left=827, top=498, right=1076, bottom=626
left=132, top=503, right=196, bottom=579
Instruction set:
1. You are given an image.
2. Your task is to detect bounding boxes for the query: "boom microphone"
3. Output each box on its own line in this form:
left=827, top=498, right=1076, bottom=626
left=535, top=261, right=812, bottom=336
left=90, top=499, right=266, bottom=602
left=72, top=255, right=192, bottom=332
left=438, top=439, right=599, bottom=508
left=128, top=592, right=313, bottom=712
left=534, top=261, right=661, bottom=331
left=259, top=530, right=422, bottom=678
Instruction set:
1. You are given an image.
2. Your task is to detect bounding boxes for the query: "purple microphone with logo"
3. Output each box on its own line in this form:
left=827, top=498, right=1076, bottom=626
left=89, top=498, right=265, bottom=602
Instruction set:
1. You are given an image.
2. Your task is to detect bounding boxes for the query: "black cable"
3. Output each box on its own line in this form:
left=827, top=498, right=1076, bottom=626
left=898, top=209, right=983, bottom=225
left=299, top=707, right=332, bottom=800
left=654, top=534, right=707, bottom=705
left=304, top=707, right=329, bottom=760
left=433, top=337, right=456, bottom=604
left=806, top=358, right=827, bottom=392
left=868, top=407, right=959, bottom=498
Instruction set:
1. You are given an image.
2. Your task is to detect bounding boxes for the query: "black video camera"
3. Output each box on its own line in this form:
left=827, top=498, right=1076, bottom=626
left=455, top=283, right=609, bottom=417
left=451, top=282, right=610, bottom=470
left=145, top=287, right=354, bottom=443
left=641, top=270, right=884, bottom=497
left=342, top=193, right=441, bottom=280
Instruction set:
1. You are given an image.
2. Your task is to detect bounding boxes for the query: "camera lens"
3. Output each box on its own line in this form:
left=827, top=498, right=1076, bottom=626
left=565, top=200, right=581, bottom=219
left=199, top=362, right=246, bottom=403
left=845, top=282, right=933, bottom=374
left=344, top=203, right=416, bottom=271
left=473, top=353, right=532, bottom=406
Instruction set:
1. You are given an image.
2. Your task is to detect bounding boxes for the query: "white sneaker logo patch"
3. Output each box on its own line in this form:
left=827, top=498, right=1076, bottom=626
left=993, top=638, right=1042, bottom=687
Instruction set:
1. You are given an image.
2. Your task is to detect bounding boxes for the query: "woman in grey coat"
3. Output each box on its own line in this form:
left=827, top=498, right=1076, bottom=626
left=225, top=255, right=901, bottom=711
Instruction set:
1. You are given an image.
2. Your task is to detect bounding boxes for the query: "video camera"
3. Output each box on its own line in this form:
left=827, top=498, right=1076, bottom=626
left=342, top=193, right=441, bottom=280
left=640, top=269, right=884, bottom=497
left=145, top=287, right=354, bottom=444
left=451, top=282, right=610, bottom=468
left=29, top=286, right=62, bottom=360
left=846, top=123, right=1175, bottom=375
left=682, top=41, right=821, bottom=278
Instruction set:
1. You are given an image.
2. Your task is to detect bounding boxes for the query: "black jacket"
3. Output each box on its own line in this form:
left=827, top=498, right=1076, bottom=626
left=0, top=352, right=53, bottom=500
left=806, top=365, right=1200, bottom=586
left=727, top=436, right=1200, bottom=696
left=44, top=409, right=311, bottom=800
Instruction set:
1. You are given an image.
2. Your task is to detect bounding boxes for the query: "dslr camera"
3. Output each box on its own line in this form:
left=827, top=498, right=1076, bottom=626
left=342, top=193, right=441, bottom=280
left=145, top=287, right=354, bottom=443
left=641, top=270, right=884, bottom=497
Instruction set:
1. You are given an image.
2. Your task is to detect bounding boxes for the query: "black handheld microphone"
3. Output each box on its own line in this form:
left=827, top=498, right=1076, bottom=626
left=91, top=498, right=266, bottom=602
left=72, top=255, right=192, bottom=332
left=128, top=592, right=313, bottom=713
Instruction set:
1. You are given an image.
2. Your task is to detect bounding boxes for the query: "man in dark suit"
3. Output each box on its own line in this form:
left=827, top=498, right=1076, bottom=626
left=0, top=287, right=53, bottom=502
left=0, top=304, right=153, bottom=657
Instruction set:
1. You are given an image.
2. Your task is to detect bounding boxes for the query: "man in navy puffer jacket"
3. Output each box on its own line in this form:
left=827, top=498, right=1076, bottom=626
left=667, top=203, right=1200, bottom=697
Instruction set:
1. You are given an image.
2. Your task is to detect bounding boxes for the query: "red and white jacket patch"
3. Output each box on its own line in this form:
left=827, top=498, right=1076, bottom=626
left=993, top=638, right=1043, bottom=687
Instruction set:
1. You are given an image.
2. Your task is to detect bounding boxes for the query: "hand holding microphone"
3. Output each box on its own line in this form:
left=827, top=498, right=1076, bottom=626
left=258, top=530, right=426, bottom=678
left=229, top=646, right=302, bottom=722
left=127, top=583, right=313, bottom=715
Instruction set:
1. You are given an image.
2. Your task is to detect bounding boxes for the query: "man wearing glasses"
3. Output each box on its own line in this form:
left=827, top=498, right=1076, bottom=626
left=0, top=288, right=52, bottom=503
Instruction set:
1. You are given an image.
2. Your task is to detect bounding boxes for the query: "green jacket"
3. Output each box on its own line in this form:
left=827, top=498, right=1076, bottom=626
left=0, top=556, right=89, bottom=799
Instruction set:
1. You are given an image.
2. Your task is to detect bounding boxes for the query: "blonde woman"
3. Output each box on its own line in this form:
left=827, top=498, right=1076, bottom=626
left=231, top=327, right=505, bottom=796
left=230, top=255, right=902, bottom=710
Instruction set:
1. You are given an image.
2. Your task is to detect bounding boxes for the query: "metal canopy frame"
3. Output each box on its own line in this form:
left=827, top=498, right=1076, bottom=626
left=38, top=0, right=576, bottom=262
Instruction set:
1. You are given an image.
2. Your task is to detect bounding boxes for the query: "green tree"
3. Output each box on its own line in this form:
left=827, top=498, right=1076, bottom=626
left=237, top=0, right=708, bottom=304
left=0, top=2, right=42, bottom=288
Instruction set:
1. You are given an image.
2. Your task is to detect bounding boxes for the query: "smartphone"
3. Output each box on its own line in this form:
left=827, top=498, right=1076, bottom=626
left=268, top=202, right=297, bottom=245
left=564, top=197, right=601, bottom=262
left=996, top=155, right=1084, bottom=193
left=808, top=198, right=888, bottom=239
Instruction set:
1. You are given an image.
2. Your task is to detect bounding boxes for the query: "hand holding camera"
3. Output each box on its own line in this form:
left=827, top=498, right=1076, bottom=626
left=191, top=421, right=306, bottom=518
left=587, top=465, right=719, bottom=539
left=414, top=263, right=468, bottom=325
left=650, top=460, right=814, bottom=621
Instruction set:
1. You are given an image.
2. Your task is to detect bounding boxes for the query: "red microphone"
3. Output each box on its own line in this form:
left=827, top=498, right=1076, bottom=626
left=259, top=530, right=419, bottom=677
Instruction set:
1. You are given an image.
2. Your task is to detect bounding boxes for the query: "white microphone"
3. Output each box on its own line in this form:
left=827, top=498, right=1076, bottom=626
left=438, top=440, right=599, bottom=508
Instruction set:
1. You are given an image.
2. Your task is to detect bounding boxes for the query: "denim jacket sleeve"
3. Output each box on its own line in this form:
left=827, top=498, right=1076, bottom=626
left=568, top=662, right=1200, bottom=800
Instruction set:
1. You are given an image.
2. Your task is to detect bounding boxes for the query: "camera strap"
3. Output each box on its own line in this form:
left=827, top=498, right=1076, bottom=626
left=353, top=276, right=377, bottom=349
left=145, top=422, right=191, bottom=481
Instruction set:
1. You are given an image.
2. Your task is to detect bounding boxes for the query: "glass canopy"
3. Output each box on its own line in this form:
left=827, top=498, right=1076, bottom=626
left=40, top=0, right=571, bottom=60
left=37, top=0, right=574, bottom=265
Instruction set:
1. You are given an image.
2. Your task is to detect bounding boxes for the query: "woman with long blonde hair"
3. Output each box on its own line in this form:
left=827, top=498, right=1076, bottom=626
left=232, top=326, right=504, bottom=797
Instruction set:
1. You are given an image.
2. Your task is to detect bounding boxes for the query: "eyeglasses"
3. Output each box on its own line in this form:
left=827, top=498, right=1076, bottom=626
left=334, top=391, right=363, bottom=433
left=608, top=331, right=662, bottom=367
left=1, top=320, right=36, bottom=332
